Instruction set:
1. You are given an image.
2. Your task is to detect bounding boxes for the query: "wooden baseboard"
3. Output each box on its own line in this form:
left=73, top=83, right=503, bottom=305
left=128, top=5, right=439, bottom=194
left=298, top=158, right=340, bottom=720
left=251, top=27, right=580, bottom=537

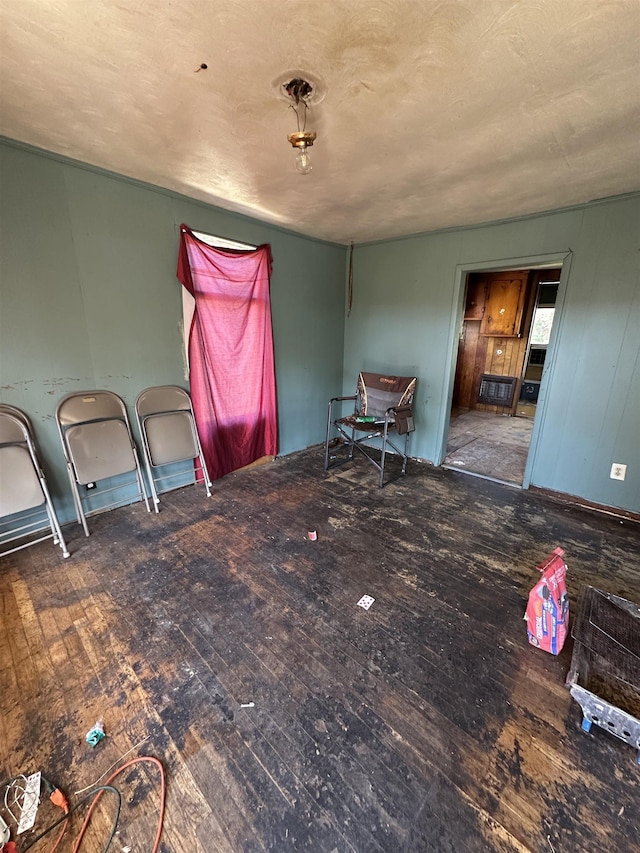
left=529, top=485, right=640, bottom=523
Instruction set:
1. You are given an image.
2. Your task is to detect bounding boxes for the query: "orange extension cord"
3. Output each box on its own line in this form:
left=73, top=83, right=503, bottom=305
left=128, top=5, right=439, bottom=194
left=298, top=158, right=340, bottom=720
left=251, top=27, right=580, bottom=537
left=0, top=782, right=69, bottom=853
left=72, top=756, right=166, bottom=853
left=48, top=787, right=70, bottom=853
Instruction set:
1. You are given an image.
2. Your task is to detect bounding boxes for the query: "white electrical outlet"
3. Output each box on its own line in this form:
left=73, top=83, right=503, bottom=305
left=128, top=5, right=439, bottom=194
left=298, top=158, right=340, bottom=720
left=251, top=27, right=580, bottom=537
left=610, top=463, right=627, bottom=481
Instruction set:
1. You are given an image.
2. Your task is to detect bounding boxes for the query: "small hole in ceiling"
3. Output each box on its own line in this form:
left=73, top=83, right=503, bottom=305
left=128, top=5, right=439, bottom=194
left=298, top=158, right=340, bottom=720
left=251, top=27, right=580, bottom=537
left=272, top=70, right=326, bottom=105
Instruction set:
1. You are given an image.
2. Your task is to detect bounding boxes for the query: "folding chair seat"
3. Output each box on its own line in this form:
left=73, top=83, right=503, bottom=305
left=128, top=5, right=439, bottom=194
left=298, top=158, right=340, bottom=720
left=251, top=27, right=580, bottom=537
left=0, top=404, right=70, bottom=558
left=56, top=391, right=150, bottom=536
left=324, top=372, right=417, bottom=487
left=135, top=385, right=212, bottom=511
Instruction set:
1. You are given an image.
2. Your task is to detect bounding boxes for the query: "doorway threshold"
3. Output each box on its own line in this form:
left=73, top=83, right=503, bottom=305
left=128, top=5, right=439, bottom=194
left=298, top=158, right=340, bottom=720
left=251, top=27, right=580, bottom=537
left=441, top=464, right=523, bottom=489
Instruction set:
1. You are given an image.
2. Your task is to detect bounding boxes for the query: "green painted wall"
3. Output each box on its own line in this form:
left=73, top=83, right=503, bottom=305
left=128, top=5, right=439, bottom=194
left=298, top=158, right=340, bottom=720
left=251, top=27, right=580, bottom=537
left=2, top=138, right=638, bottom=525
left=0, top=140, right=346, bottom=524
left=347, top=195, right=640, bottom=513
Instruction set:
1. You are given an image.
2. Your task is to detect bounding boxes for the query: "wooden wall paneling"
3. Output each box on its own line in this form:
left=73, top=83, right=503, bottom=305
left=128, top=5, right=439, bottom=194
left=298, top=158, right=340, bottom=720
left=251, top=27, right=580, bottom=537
left=482, top=338, right=508, bottom=414
left=453, top=321, right=481, bottom=409
left=480, top=337, right=530, bottom=415
left=485, top=338, right=508, bottom=375
left=502, top=339, right=518, bottom=414
left=454, top=274, right=487, bottom=410
left=460, top=271, right=531, bottom=413
left=472, top=332, right=492, bottom=412
left=455, top=272, right=539, bottom=415
left=464, top=275, right=486, bottom=320
left=463, top=322, right=481, bottom=408
left=505, top=338, right=523, bottom=414
left=452, top=337, right=465, bottom=409
left=500, top=338, right=517, bottom=415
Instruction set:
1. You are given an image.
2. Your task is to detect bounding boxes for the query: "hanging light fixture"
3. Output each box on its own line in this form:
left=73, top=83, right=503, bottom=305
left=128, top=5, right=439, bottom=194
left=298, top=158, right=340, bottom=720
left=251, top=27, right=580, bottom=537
left=285, top=77, right=317, bottom=175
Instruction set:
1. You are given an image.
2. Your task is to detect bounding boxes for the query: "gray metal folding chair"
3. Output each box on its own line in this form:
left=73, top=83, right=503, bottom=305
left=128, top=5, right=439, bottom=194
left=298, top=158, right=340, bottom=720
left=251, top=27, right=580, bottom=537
left=135, top=385, right=212, bottom=512
left=324, top=372, right=417, bottom=487
left=0, top=404, right=70, bottom=558
left=56, top=391, right=150, bottom=536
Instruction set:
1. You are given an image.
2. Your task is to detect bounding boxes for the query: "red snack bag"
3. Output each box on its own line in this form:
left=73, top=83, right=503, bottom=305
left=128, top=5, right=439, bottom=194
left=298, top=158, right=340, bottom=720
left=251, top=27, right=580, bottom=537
left=525, top=547, right=569, bottom=654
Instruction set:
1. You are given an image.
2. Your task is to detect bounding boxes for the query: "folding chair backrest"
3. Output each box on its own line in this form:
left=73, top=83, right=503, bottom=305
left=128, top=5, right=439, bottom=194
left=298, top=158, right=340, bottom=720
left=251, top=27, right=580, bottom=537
left=0, top=409, right=29, bottom=445
left=0, top=403, right=32, bottom=434
left=357, top=373, right=417, bottom=418
left=57, top=390, right=127, bottom=426
left=0, top=410, right=44, bottom=516
left=135, top=386, right=197, bottom=466
left=57, top=391, right=137, bottom=484
left=135, top=386, right=192, bottom=418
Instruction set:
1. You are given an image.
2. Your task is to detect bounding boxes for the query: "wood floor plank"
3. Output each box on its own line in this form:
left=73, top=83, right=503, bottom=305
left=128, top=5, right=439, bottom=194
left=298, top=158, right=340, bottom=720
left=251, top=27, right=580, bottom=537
left=2, top=447, right=639, bottom=852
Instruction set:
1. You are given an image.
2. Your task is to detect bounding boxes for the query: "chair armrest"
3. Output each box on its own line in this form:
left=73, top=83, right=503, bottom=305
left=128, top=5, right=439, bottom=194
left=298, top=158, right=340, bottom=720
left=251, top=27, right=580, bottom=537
left=327, top=394, right=359, bottom=433
left=387, top=403, right=413, bottom=415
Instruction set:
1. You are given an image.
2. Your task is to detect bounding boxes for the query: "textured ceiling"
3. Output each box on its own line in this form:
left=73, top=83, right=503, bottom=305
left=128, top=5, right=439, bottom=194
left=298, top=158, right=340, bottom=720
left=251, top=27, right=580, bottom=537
left=1, top=0, right=639, bottom=244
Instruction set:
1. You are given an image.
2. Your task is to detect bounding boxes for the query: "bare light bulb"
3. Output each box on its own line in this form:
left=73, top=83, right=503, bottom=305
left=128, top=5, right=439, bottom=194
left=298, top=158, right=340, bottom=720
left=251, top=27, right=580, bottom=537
left=295, top=147, right=312, bottom=174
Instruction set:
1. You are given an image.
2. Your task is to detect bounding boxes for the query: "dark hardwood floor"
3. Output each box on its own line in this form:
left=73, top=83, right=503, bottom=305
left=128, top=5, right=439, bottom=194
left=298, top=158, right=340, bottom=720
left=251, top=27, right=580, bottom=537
left=2, top=447, right=639, bottom=852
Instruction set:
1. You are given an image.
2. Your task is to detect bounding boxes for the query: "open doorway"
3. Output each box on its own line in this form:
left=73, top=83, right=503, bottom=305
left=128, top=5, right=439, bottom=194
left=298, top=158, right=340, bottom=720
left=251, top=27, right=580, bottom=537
left=443, top=267, right=560, bottom=486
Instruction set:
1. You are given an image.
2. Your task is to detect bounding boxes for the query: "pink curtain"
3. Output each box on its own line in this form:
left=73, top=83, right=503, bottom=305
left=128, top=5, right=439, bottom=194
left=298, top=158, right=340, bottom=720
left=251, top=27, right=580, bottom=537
left=177, top=225, right=277, bottom=481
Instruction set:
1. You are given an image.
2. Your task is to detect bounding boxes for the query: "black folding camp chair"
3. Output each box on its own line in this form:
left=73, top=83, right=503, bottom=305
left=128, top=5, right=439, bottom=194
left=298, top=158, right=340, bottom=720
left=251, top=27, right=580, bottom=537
left=324, top=372, right=417, bottom=487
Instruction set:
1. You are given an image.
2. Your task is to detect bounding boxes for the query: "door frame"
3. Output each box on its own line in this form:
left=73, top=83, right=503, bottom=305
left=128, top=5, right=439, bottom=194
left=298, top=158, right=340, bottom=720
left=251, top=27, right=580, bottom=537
left=436, top=250, right=573, bottom=488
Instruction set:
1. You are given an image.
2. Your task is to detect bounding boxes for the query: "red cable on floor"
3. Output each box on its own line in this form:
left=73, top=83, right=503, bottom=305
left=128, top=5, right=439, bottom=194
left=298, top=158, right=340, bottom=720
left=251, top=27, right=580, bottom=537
left=72, top=756, right=166, bottom=853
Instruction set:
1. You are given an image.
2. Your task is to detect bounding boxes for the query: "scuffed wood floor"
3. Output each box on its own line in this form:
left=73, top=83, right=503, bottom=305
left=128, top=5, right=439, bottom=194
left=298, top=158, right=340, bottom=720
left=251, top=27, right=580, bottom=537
left=1, top=447, right=639, bottom=852
left=445, top=410, right=534, bottom=485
